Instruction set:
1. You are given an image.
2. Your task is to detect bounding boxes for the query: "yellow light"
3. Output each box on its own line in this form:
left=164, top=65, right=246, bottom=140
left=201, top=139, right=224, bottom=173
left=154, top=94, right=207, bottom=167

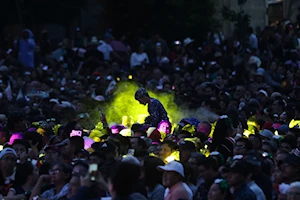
left=37, top=128, right=45, bottom=136
left=88, top=82, right=182, bottom=131
left=89, top=130, right=105, bottom=141
left=243, top=129, right=252, bottom=138
left=119, top=128, right=133, bottom=137
left=165, top=150, right=179, bottom=163
left=289, top=119, right=300, bottom=129
left=117, top=77, right=120, bottom=81
left=182, top=124, right=196, bottom=135
left=128, top=75, right=133, bottom=80
left=87, top=148, right=94, bottom=153
left=137, top=114, right=148, bottom=124
left=93, top=137, right=100, bottom=142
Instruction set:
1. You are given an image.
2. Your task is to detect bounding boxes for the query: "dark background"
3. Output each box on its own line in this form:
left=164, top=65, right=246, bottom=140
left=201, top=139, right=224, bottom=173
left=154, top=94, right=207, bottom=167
left=0, top=0, right=217, bottom=43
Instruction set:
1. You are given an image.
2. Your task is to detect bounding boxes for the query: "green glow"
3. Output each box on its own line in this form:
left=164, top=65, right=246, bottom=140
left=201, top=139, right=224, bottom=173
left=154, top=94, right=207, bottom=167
left=98, top=82, right=180, bottom=128
left=86, top=82, right=219, bottom=130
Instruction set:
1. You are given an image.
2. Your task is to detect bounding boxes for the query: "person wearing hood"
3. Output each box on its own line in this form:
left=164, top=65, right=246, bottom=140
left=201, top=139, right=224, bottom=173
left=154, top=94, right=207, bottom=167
left=18, top=29, right=35, bottom=69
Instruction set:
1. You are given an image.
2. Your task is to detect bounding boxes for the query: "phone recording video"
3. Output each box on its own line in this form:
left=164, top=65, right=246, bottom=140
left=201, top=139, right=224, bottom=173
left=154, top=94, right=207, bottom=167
left=89, top=164, right=98, bottom=181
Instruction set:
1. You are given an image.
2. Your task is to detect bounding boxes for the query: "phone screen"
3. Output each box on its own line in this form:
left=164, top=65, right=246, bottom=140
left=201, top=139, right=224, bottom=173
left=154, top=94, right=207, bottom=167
left=89, top=164, right=98, bottom=181
left=70, top=130, right=82, bottom=137
left=89, top=164, right=98, bottom=173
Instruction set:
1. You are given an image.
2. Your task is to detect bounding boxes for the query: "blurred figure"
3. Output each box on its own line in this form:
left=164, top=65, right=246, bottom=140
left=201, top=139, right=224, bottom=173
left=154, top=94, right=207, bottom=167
left=207, top=179, right=232, bottom=200
left=143, top=157, right=165, bottom=200
left=17, top=29, right=35, bottom=69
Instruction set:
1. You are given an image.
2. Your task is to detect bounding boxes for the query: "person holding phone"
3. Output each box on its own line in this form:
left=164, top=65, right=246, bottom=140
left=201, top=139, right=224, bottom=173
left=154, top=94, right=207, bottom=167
left=68, top=165, right=108, bottom=200
left=134, top=88, right=169, bottom=127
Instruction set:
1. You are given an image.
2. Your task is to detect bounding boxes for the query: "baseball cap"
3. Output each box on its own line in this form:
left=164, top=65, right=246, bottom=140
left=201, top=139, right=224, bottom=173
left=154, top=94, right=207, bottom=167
left=0, top=148, right=17, bottom=159
left=122, top=155, right=141, bottom=166
left=99, top=141, right=117, bottom=153
left=259, top=129, right=274, bottom=140
left=157, top=161, right=185, bottom=178
left=243, top=154, right=261, bottom=167
left=278, top=125, right=289, bottom=135
left=259, top=90, right=268, bottom=97
left=44, top=145, right=59, bottom=152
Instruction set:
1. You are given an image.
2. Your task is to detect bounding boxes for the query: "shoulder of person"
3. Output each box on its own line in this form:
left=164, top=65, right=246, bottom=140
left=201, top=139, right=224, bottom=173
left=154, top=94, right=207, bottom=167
left=129, top=192, right=147, bottom=200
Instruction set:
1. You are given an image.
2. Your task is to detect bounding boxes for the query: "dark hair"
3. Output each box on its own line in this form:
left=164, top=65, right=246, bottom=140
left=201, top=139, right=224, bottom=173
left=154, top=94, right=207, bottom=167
left=131, top=124, right=143, bottom=133
left=134, top=149, right=149, bottom=158
left=109, top=162, right=141, bottom=196
left=280, top=136, right=297, bottom=149
left=90, top=151, right=106, bottom=162
left=162, top=140, right=177, bottom=151
left=236, top=138, right=252, bottom=151
left=23, top=131, right=43, bottom=151
left=69, top=136, right=84, bottom=152
left=137, top=138, right=147, bottom=149
left=53, top=162, right=72, bottom=182
left=274, top=100, right=285, bottom=111
left=15, top=161, right=34, bottom=186
left=213, top=117, right=233, bottom=140
left=143, top=157, right=164, bottom=190
left=7, top=112, right=24, bottom=131
left=74, top=149, right=90, bottom=158
left=199, top=156, right=219, bottom=171
left=73, top=160, right=89, bottom=171
left=248, top=134, right=262, bottom=148
left=63, top=121, right=78, bottom=138
left=12, top=139, right=30, bottom=153
left=190, top=152, right=206, bottom=165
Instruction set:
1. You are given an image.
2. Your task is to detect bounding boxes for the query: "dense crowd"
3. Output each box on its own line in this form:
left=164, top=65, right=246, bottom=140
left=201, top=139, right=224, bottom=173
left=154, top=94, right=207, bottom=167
left=0, top=19, right=300, bottom=200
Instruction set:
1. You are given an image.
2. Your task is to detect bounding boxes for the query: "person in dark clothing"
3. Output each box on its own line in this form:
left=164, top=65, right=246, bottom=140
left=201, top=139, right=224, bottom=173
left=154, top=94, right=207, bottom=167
left=134, top=88, right=169, bottom=127
left=227, top=160, right=256, bottom=200
left=193, top=156, right=222, bottom=200
left=243, top=151, right=273, bottom=200
left=108, top=162, right=147, bottom=200
left=209, top=116, right=234, bottom=160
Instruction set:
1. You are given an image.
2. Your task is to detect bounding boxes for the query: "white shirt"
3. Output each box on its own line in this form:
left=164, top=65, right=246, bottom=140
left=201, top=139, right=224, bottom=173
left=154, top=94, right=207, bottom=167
left=249, top=33, right=258, bottom=49
left=97, top=41, right=113, bottom=61
left=164, top=182, right=193, bottom=200
left=130, top=52, right=149, bottom=68
left=248, top=181, right=266, bottom=200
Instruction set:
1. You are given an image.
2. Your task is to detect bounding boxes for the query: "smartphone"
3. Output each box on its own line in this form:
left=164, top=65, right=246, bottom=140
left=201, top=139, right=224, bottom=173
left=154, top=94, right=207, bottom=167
left=70, top=130, right=82, bottom=137
left=89, top=164, right=98, bottom=181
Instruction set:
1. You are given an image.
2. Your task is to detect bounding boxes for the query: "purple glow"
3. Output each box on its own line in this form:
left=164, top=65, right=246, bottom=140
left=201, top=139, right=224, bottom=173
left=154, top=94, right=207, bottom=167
left=157, top=120, right=171, bottom=134
left=110, top=124, right=126, bottom=134
left=9, top=132, right=24, bottom=145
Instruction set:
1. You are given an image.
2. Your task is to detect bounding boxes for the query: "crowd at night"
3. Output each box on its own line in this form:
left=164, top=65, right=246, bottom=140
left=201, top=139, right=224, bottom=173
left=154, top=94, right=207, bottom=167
left=0, top=6, right=300, bottom=199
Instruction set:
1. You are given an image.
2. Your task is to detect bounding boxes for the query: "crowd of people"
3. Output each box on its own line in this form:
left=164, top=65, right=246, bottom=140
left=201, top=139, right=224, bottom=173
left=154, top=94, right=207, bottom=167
left=0, top=18, right=300, bottom=200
